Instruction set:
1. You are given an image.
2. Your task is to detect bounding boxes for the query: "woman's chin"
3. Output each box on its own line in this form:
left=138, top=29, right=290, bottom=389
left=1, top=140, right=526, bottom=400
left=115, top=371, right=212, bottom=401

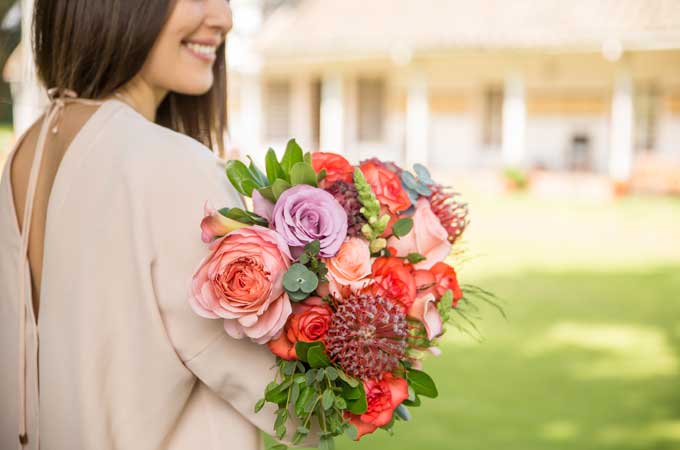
left=171, top=75, right=214, bottom=96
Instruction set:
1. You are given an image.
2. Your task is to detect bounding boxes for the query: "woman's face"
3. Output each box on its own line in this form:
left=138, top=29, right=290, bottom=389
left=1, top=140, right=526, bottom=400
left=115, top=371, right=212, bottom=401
left=141, top=0, right=233, bottom=96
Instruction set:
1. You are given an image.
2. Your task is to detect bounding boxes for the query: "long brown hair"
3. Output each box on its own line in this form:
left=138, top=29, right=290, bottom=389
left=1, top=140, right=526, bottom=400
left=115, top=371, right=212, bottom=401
left=32, top=0, right=227, bottom=156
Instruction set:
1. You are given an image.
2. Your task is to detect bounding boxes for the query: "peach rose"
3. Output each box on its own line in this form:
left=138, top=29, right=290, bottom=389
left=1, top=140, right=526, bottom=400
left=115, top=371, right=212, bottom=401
left=387, top=198, right=451, bottom=269
left=347, top=374, right=409, bottom=440
left=359, top=161, right=411, bottom=214
left=267, top=297, right=333, bottom=360
left=189, top=226, right=292, bottom=344
left=325, top=238, right=372, bottom=298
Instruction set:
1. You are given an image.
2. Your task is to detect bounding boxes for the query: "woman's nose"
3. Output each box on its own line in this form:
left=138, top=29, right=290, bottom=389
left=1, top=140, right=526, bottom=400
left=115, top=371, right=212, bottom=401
left=206, top=0, right=233, bottom=37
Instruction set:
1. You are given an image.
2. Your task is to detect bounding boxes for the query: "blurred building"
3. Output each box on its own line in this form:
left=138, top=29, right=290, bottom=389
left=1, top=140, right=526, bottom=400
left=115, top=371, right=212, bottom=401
left=227, top=0, right=680, bottom=186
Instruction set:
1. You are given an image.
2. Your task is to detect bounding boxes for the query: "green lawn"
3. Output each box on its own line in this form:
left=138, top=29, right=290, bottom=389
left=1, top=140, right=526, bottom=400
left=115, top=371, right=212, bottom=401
left=325, top=194, right=680, bottom=450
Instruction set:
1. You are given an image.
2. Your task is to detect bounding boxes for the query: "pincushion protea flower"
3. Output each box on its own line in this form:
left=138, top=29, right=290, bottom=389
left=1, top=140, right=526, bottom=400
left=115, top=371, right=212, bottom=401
left=326, top=294, right=408, bottom=380
left=325, top=180, right=368, bottom=237
left=428, top=184, right=469, bottom=244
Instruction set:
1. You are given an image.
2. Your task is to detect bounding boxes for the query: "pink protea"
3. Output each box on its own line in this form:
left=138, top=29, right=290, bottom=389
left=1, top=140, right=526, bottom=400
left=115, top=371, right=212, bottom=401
left=428, top=184, right=469, bottom=244
left=325, top=294, right=408, bottom=380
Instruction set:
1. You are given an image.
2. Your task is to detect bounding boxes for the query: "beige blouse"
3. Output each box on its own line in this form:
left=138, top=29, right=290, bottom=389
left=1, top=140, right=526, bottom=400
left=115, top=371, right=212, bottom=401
left=0, top=97, right=313, bottom=450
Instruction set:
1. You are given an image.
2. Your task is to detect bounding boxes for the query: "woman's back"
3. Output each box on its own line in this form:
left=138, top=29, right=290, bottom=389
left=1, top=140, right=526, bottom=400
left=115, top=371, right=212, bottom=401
left=0, top=98, right=299, bottom=449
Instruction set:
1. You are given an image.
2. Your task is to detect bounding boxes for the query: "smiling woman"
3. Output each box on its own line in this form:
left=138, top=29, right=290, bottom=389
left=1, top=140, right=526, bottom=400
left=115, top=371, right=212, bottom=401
left=0, top=1, right=317, bottom=450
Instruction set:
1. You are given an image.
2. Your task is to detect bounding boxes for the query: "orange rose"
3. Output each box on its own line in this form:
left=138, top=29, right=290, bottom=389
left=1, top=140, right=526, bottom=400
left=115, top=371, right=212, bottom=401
left=359, top=161, right=411, bottom=214
left=414, top=263, right=462, bottom=305
left=312, top=152, right=354, bottom=186
left=370, top=256, right=416, bottom=311
left=325, top=238, right=372, bottom=298
left=267, top=297, right=333, bottom=360
left=347, top=374, right=409, bottom=440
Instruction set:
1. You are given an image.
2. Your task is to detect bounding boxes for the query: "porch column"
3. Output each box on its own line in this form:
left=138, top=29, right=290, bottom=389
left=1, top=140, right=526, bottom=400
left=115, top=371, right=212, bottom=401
left=290, top=76, right=312, bottom=151
left=320, top=74, right=344, bottom=152
left=502, top=74, right=526, bottom=167
left=608, top=73, right=634, bottom=181
left=14, top=0, right=44, bottom=135
left=405, top=72, right=430, bottom=167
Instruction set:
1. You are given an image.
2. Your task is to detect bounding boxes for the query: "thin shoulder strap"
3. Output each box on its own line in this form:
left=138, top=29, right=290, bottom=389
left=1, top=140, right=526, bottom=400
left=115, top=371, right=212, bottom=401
left=17, top=88, right=104, bottom=449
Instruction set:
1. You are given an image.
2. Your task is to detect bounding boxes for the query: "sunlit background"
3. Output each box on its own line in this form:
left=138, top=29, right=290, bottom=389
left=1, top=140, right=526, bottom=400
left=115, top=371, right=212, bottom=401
left=2, top=1, right=680, bottom=449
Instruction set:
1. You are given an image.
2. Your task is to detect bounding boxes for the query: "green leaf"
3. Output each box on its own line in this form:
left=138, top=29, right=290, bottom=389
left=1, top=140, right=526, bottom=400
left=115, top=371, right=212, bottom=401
left=319, top=435, right=335, bottom=450
left=295, top=386, right=314, bottom=417
left=265, top=148, right=285, bottom=183
left=272, top=178, right=292, bottom=200
left=275, top=423, right=286, bottom=440
left=269, top=444, right=288, bottom=450
left=317, top=168, right=327, bottom=183
left=347, top=384, right=368, bottom=415
left=274, top=408, right=288, bottom=429
left=220, top=207, right=268, bottom=227
left=341, top=384, right=361, bottom=400
left=392, top=218, right=414, bottom=238
left=345, top=425, right=358, bottom=441
left=283, top=264, right=319, bottom=296
left=401, top=171, right=419, bottom=190
left=257, top=186, right=276, bottom=203
left=334, top=397, right=347, bottom=409
left=304, top=240, right=321, bottom=256
left=226, top=160, right=259, bottom=197
left=290, top=162, right=318, bottom=187
left=303, top=151, right=312, bottom=165
left=290, top=381, right=300, bottom=406
left=316, top=368, right=326, bottom=382
left=308, top=345, right=331, bottom=368
left=406, top=252, right=427, bottom=264
left=337, top=369, right=359, bottom=387
left=413, top=163, right=433, bottom=184
left=395, top=404, right=412, bottom=421
left=325, top=366, right=338, bottom=381
left=265, top=384, right=287, bottom=404
left=403, top=395, right=421, bottom=407
left=280, top=139, right=304, bottom=177
left=294, top=341, right=324, bottom=363
left=407, top=369, right=439, bottom=398
left=247, top=156, right=269, bottom=187
left=254, top=398, right=266, bottom=413
left=322, top=389, right=334, bottom=410
left=288, top=290, right=310, bottom=302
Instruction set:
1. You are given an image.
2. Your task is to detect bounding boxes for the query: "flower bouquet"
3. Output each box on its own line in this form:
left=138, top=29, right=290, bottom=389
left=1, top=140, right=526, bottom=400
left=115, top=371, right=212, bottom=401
left=190, top=139, right=499, bottom=449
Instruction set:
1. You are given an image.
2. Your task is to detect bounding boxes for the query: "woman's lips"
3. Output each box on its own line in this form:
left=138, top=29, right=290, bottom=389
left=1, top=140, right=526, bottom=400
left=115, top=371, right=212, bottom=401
left=182, top=41, right=218, bottom=62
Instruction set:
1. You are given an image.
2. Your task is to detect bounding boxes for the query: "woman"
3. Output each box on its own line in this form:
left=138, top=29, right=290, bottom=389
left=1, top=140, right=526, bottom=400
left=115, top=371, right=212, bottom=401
left=0, top=1, right=313, bottom=449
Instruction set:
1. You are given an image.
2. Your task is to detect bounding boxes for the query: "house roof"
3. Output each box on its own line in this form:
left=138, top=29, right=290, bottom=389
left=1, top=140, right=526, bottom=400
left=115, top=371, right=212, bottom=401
left=257, top=0, right=680, bottom=59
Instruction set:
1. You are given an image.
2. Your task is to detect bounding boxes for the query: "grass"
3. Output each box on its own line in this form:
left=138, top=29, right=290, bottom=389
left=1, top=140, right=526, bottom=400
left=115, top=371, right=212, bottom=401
left=324, top=193, right=680, bottom=450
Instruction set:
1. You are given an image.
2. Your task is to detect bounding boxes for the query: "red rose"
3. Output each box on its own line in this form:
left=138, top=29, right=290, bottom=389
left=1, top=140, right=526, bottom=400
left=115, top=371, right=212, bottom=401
left=359, top=161, right=411, bottom=214
left=347, top=374, right=409, bottom=440
left=413, top=262, right=463, bottom=306
left=371, top=257, right=416, bottom=310
left=267, top=297, right=333, bottom=360
left=312, top=152, right=354, bottom=186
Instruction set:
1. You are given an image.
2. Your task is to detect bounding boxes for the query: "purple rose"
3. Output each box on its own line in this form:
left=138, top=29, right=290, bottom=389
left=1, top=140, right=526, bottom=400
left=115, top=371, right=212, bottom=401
left=272, top=185, right=348, bottom=258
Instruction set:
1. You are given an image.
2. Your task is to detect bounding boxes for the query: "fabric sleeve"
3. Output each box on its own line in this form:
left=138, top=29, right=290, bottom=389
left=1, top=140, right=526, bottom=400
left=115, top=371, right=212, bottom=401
left=145, top=137, right=318, bottom=447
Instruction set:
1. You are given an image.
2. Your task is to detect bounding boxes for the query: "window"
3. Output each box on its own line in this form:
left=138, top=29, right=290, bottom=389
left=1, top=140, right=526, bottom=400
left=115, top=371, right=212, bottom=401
left=482, top=86, right=504, bottom=149
left=265, top=80, right=291, bottom=139
left=357, top=78, right=385, bottom=141
left=634, top=85, right=659, bottom=153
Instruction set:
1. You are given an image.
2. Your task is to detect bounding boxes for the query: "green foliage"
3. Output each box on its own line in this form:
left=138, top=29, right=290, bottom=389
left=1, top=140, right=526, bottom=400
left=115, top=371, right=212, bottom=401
left=218, top=207, right=268, bottom=227
left=406, top=369, right=438, bottom=399
left=283, top=264, right=319, bottom=302
left=256, top=345, right=365, bottom=449
left=392, top=218, right=414, bottom=238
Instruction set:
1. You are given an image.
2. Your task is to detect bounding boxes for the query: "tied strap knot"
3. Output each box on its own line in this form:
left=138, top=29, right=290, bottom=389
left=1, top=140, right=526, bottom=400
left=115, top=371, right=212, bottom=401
left=45, top=88, right=79, bottom=134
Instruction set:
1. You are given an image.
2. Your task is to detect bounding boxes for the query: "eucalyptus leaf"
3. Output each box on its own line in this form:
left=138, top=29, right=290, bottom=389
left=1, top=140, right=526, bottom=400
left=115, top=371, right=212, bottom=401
left=395, top=404, right=412, bottom=421
left=319, top=436, right=335, bottom=450
left=322, top=389, right=334, bottom=410
left=294, top=341, right=324, bottom=363
left=344, top=425, right=358, bottom=441
left=401, top=171, right=419, bottom=190
left=254, top=398, right=266, bottom=413
left=413, top=163, right=434, bottom=184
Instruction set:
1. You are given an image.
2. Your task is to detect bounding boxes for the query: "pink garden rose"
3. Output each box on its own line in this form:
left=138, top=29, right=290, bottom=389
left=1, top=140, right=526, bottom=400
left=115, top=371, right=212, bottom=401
left=407, top=293, right=443, bottom=340
left=200, top=201, right=249, bottom=243
left=325, top=238, right=372, bottom=298
left=387, top=198, right=451, bottom=269
left=189, top=226, right=293, bottom=344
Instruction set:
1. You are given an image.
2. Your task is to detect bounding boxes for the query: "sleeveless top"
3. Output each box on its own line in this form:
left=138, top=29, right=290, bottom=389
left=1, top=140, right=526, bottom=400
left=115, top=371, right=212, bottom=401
left=0, top=91, right=315, bottom=450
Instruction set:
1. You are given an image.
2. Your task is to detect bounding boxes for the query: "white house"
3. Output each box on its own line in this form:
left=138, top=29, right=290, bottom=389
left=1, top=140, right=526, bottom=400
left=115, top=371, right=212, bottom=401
left=227, top=0, right=680, bottom=184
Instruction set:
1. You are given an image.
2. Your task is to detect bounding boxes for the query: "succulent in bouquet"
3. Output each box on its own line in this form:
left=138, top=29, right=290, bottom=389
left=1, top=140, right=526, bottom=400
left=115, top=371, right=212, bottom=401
left=189, top=139, right=502, bottom=449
